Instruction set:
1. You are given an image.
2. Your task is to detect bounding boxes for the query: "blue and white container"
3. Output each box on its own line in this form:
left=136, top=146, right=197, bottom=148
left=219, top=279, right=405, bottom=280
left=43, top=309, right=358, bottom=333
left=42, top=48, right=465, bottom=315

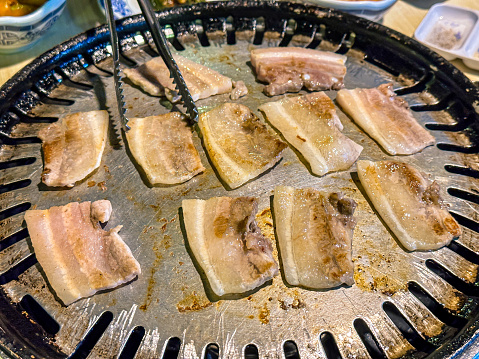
left=0, top=0, right=67, bottom=53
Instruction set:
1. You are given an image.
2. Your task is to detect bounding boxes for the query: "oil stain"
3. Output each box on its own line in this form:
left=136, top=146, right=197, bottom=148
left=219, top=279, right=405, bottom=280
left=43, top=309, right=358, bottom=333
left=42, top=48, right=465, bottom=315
left=176, top=291, right=212, bottom=313
left=140, top=235, right=172, bottom=311
left=354, top=264, right=406, bottom=296
left=258, top=302, right=270, bottom=324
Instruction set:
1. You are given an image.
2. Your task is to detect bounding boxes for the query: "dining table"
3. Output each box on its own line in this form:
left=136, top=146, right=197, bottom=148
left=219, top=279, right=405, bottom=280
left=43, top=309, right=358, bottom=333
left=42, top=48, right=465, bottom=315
left=0, top=0, right=478, bottom=87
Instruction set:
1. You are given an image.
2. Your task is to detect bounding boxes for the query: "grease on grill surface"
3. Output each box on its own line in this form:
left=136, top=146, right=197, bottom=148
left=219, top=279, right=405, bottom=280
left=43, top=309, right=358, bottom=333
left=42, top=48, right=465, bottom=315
left=176, top=291, right=213, bottom=313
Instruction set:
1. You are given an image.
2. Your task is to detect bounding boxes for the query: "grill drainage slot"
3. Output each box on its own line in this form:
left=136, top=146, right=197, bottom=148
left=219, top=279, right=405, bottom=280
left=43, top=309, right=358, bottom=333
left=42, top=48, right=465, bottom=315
left=244, top=344, right=259, bottom=359
left=69, top=311, right=113, bottom=359
left=20, top=295, right=60, bottom=335
left=383, top=301, right=436, bottom=354
left=0, top=228, right=29, bottom=252
left=320, top=332, right=342, bottom=359
left=447, top=241, right=479, bottom=265
left=0, top=254, right=37, bottom=285
left=408, top=282, right=467, bottom=328
left=450, top=212, right=479, bottom=233
left=445, top=165, right=479, bottom=178
left=0, top=157, right=36, bottom=170
left=353, top=318, right=387, bottom=359
left=162, top=337, right=181, bottom=359
left=118, top=326, right=146, bottom=359
left=425, top=259, right=479, bottom=296
left=204, top=343, right=219, bottom=359
left=283, top=340, right=300, bottom=359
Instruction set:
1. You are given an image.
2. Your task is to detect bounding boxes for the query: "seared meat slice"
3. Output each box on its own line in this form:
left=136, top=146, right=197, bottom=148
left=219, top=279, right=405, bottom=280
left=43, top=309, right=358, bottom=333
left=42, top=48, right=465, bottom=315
left=199, top=103, right=287, bottom=189
left=259, top=92, right=362, bottom=176
left=336, top=83, right=435, bottom=155
left=182, top=197, right=279, bottom=296
left=274, top=186, right=356, bottom=288
left=24, top=200, right=141, bottom=305
left=126, top=112, right=205, bottom=185
left=250, top=47, right=347, bottom=96
left=357, top=160, right=461, bottom=251
left=39, top=110, right=108, bottom=187
left=123, top=54, right=232, bottom=101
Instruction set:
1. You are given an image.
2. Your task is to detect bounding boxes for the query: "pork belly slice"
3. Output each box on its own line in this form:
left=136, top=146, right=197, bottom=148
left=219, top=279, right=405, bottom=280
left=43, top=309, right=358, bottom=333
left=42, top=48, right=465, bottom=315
left=357, top=160, right=461, bottom=251
left=259, top=92, right=363, bottom=176
left=182, top=197, right=279, bottom=296
left=336, top=83, right=435, bottom=155
left=39, top=110, right=108, bottom=187
left=123, top=54, right=232, bottom=101
left=125, top=113, right=205, bottom=185
left=250, top=47, right=347, bottom=96
left=274, top=186, right=356, bottom=288
left=24, top=200, right=141, bottom=305
left=199, top=103, right=287, bottom=189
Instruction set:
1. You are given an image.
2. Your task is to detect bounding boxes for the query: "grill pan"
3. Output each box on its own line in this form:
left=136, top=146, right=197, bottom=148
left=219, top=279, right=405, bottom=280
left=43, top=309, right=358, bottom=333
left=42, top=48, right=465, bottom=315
left=1, top=1, right=479, bottom=358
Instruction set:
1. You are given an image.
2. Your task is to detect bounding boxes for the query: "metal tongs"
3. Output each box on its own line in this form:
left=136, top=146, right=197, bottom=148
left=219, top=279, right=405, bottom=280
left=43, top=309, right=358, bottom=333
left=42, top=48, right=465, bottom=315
left=104, top=0, right=199, bottom=131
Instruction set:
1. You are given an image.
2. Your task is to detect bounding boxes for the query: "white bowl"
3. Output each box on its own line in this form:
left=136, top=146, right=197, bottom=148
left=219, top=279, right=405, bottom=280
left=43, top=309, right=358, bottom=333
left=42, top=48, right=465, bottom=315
left=0, top=0, right=67, bottom=54
left=310, top=0, right=397, bottom=11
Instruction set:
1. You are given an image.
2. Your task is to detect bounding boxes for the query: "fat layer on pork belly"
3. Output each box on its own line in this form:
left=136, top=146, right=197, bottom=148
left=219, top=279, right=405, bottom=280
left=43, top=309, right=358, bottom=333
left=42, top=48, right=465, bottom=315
left=250, top=47, right=347, bottom=96
left=273, top=186, right=356, bottom=288
left=357, top=160, right=461, bottom=251
left=259, top=92, right=363, bottom=176
left=39, top=110, right=109, bottom=187
left=125, top=113, right=205, bottom=185
left=123, top=54, right=232, bottom=101
left=182, top=197, right=279, bottom=296
left=24, top=200, right=141, bottom=305
left=336, top=83, right=435, bottom=155
left=199, top=103, right=287, bottom=189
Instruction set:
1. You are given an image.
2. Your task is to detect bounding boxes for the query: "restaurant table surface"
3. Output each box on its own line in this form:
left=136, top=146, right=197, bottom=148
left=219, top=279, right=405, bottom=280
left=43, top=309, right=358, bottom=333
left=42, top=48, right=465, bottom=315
left=1, top=0, right=479, bottom=87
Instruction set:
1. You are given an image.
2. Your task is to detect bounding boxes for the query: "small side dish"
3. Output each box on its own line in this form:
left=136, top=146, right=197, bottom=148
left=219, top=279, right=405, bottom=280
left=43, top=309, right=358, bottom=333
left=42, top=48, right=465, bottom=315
left=0, top=0, right=48, bottom=16
left=0, top=0, right=66, bottom=53
left=414, top=3, right=479, bottom=70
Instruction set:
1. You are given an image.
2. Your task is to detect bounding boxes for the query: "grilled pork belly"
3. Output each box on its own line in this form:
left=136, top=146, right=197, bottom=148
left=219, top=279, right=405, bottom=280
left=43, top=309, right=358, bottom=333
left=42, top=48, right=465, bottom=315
left=24, top=200, right=141, bottom=305
left=39, top=110, right=109, bottom=187
left=274, top=186, right=356, bottom=288
left=125, top=113, right=205, bottom=185
left=250, top=47, right=347, bottom=96
left=336, top=83, right=435, bottom=155
left=182, top=197, right=279, bottom=296
left=259, top=92, right=362, bottom=176
left=357, top=160, right=461, bottom=251
left=199, top=103, right=287, bottom=189
left=123, top=54, right=232, bottom=101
